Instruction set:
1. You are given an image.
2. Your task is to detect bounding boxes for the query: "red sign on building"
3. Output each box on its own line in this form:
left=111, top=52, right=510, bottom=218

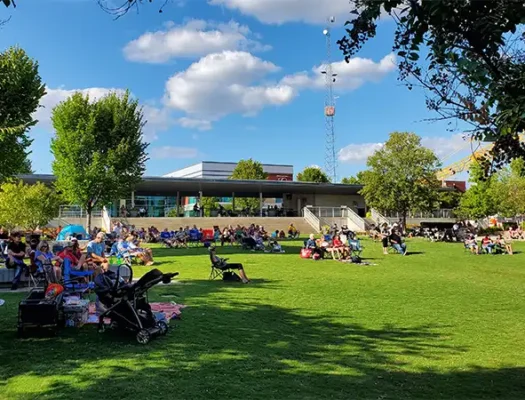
left=443, top=180, right=467, bottom=192
left=267, top=174, right=293, bottom=181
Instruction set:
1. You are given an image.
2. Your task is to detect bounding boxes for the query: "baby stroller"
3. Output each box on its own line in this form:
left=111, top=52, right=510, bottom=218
left=95, top=265, right=179, bottom=344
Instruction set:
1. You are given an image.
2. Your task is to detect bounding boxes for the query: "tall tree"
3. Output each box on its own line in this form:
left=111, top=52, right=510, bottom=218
left=0, top=180, right=59, bottom=232
left=341, top=171, right=366, bottom=185
left=456, top=163, right=497, bottom=220
left=360, top=132, right=441, bottom=227
left=51, top=91, right=148, bottom=231
left=0, top=47, right=46, bottom=181
left=229, top=159, right=267, bottom=211
left=296, top=166, right=330, bottom=183
left=338, top=0, right=525, bottom=176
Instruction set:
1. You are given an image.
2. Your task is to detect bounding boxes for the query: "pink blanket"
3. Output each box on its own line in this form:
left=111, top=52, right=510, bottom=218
left=86, top=302, right=186, bottom=324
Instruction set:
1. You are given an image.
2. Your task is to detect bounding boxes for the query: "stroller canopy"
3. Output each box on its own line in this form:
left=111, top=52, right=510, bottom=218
left=57, top=225, right=89, bottom=241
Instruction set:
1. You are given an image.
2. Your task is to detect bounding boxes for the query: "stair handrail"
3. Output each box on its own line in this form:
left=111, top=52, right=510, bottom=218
left=371, top=208, right=391, bottom=227
left=341, top=206, right=367, bottom=231
left=302, top=207, right=321, bottom=233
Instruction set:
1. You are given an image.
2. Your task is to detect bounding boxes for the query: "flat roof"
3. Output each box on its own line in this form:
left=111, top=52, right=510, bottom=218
left=19, top=174, right=363, bottom=197
left=176, top=161, right=295, bottom=169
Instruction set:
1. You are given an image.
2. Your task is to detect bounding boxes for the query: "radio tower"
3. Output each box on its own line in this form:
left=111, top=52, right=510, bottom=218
left=322, top=17, right=338, bottom=182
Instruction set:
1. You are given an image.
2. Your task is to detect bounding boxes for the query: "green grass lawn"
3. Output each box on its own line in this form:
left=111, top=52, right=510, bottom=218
left=1, top=238, right=525, bottom=400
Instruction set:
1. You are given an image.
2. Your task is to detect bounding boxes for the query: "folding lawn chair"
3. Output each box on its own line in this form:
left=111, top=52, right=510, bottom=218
left=209, top=251, right=231, bottom=280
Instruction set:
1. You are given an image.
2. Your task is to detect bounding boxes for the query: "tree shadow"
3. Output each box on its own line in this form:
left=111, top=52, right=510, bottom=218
left=0, top=288, right=484, bottom=400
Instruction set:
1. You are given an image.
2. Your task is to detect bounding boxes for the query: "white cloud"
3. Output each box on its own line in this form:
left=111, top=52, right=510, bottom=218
left=338, top=143, right=385, bottom=164
left=150, top=146, right=199, bottom=159
left=281, top=53, right=396, bottom=91
left=177, top=117, right=212, bottom=131
left=209, top=0, right=406, bottom=25
left=421, top=134, right=469, bottom=160
left=124, top=19, right=270, bottom=63
left=209, top=0, right=352, bottom=24
left=338, top=134, right=469, bottom=164
left=142, top=105, right=175, bottom=141
left=164, top=51, right=296, bottom=119
left=34, top=87, right=125, bottom=127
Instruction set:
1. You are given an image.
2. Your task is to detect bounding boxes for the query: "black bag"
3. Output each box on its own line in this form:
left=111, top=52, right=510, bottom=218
left=351, top=255, right=361, bottom=264
left=223, top=271, right=241, bottom=282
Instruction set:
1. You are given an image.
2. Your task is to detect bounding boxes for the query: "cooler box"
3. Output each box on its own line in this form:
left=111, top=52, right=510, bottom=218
left=63, top=298, right=90, bottom=328
left=18, top=288, right=63, bottom=336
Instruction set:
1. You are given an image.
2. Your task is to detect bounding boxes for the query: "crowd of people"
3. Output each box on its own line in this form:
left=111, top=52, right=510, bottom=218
left=0, top=225, right=157, bottom=290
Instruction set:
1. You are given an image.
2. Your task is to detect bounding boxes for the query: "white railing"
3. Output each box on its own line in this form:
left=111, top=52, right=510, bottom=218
left=58, top=205, right=103, bottom=218
left=384, top=209, right=455, bottom=219
left=371, top=209, right=390, bottom=226
left=302, top=207, right=321, bottom=232
left=341, top=206, right=367, bottom=231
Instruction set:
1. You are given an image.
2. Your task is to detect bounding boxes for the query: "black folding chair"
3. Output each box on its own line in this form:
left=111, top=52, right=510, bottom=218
left=209, top=251, right=231, bottom=280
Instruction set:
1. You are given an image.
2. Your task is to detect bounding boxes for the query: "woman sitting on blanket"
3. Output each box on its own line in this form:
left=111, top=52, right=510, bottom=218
left=121, top=235, right=155, bottom=266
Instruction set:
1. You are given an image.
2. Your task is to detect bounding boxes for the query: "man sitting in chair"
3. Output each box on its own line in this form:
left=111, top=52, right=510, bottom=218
left=389, top=230, right=407, bottom=255
left=209, top=245, right=250, bottom=283
left=87, top=232, right=110, bottom=275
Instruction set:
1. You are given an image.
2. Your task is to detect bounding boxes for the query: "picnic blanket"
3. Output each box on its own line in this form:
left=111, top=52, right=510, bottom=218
left=86, top=301, right=186, bottom=324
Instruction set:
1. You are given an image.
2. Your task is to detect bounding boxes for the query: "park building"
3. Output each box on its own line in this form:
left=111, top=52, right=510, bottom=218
left=17, top=159, right=462, bottom=235
left=163, top=161, right=294, bottom=213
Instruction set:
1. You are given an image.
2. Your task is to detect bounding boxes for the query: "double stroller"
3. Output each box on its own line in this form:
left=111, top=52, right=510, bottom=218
left=95, top=265, right=178, bottom=344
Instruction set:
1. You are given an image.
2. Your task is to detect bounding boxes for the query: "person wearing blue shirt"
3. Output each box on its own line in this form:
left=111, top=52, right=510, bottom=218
left=87, top=232, right=109, bottom=273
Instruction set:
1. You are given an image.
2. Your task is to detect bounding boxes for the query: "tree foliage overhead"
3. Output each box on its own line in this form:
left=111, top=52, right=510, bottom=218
left=296, top=166, right=330, bottom=183
left=97, top=0, right=169, bottom=18
left=51, top=91, right=149, bottom=230
left=0, top=180, right=60, bottom=232
left=359, top=132, right=441, bottom=225
left=229, top=159, right=267, bottom=210
left=0, top=46, right=45, bottom=181
left=457, top=159, right=525, bottom=220
left=338, top=0, right=525, bottom=176
left=341, top=171, right=366, bottom=185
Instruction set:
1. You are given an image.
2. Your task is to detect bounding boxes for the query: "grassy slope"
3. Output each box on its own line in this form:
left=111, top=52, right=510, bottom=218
left=0, top=238, right=524, bottom=400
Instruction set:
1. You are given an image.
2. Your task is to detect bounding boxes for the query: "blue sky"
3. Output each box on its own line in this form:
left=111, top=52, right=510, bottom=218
left=0, top=0, right=472, bottom=181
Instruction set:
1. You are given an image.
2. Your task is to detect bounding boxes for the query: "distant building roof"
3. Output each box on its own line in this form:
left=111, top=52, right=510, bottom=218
left=18, top=174, right=362, bottom=197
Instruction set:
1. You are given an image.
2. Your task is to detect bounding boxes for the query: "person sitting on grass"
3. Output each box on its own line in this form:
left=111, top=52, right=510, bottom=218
left=266, top=238, right=284, bottom=253
left=389, top=230, right=407, bottom=255
left=464, top=235, right=479, bottom=254
left=288, top=223, right=299, bottom=239
left=495, top=234, right=513, bottom=255
left=35, top=241, right=63, bottom=281
left=481, top=235, right=495, bottom=254
left=121, top=235, right=154, bottom=266
left=209, top=245, right=250, bottom=283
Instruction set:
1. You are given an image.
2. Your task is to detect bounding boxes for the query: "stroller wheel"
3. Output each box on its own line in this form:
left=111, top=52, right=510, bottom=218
left=136, top=329, right=151, bottom=345
left=157, top=320, right=169, bottom=336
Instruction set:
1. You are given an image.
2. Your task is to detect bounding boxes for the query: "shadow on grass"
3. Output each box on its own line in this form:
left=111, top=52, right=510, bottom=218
left=0, top=285, right=496, bottom=400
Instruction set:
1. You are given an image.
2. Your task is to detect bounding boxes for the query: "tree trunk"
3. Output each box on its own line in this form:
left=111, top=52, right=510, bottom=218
left=402, top=210, right=407, bottom=235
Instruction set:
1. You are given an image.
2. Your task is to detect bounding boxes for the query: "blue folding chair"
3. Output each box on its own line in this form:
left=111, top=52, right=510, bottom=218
left=62, top=258, right=94, bottom=293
